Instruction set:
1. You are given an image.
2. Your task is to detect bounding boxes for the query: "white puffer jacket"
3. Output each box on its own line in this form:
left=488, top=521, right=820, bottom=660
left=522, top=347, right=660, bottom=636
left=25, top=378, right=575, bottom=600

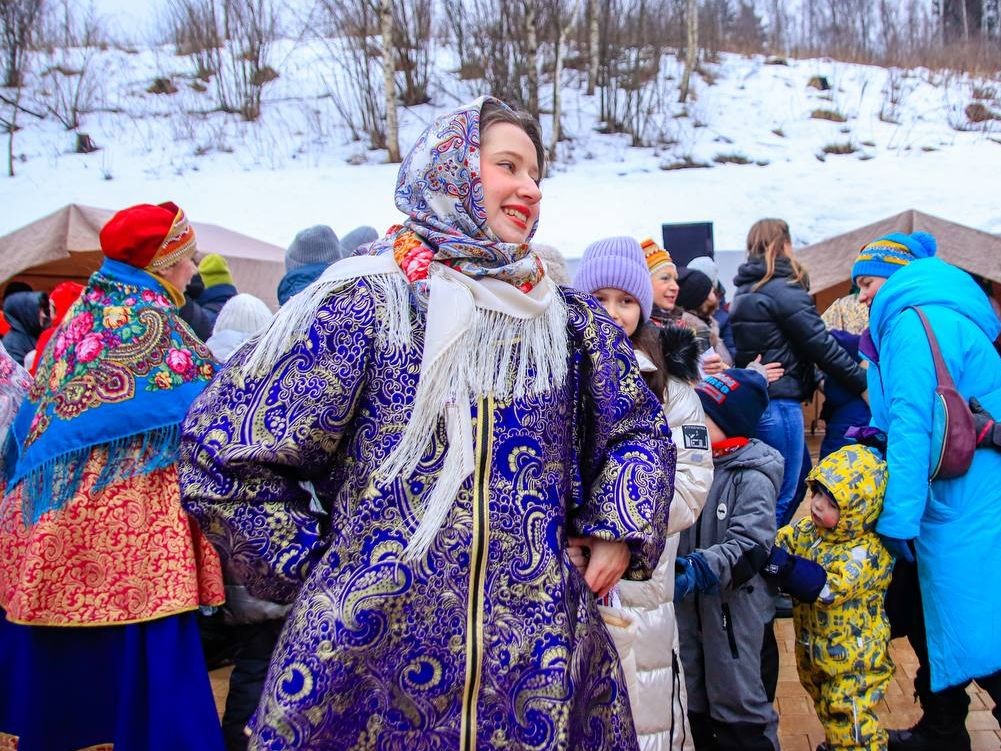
left=619, top=354, right=714, bottom=751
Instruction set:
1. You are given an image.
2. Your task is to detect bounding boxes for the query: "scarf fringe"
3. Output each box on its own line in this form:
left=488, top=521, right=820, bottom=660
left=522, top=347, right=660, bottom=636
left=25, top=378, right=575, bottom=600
left=12, top=424, right=181, bottom=526
left=243, top=273, right=412, bottom=377
left=389, top=292, right=569, bottom=561
left=236, top=263, right=569, bottom=563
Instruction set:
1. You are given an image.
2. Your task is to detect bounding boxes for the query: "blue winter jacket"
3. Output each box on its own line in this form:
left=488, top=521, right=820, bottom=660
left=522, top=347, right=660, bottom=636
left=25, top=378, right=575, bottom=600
left=865, top=257, right=1001, bottom=691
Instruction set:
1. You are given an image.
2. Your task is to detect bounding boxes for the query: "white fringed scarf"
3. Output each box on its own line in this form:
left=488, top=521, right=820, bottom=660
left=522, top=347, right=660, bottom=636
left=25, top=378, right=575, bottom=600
left=243, top=254, right=568, bottom=561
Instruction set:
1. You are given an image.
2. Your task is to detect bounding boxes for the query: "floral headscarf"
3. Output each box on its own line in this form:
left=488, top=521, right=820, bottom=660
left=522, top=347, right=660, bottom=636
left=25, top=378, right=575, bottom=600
left=364, top=96, right=546, bottom=298
left=5, top=258, right=216, bottom=523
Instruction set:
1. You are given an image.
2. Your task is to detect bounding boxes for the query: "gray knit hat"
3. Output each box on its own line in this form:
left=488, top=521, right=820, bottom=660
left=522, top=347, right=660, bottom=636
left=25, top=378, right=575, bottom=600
left=285, top=225, right=342, bottom=271
left=340, top=225, right=379, bottom=256
left=572, top=236, right=653, bottom=321
left=686, top=255, right=719, bottom=287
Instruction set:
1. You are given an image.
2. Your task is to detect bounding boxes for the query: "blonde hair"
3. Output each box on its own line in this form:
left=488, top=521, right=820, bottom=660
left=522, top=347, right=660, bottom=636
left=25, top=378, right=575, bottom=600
left=746, top=218, right=808, bottom=291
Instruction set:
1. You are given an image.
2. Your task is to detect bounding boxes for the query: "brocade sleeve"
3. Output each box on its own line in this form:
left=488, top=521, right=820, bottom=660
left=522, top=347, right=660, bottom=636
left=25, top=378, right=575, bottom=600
left=566, top=291, right=676, bottom=580
left=178, top=280, right=376, bottom=604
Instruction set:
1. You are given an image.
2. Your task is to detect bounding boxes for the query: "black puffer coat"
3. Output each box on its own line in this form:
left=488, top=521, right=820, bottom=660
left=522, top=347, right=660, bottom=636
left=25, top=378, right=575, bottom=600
left=729, top=257, right=866, bottom=401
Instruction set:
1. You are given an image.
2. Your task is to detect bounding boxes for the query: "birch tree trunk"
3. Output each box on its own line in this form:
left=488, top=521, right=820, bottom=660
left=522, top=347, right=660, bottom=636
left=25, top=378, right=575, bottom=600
left=381, top=0, right=401, bottom=162
left=679, top=0, right=698, bottom=103
left=587, top=0, right=599, bottom=96
left=525, top=0, right=539, bottom=119
left=959, top=0, right=970, bottom=40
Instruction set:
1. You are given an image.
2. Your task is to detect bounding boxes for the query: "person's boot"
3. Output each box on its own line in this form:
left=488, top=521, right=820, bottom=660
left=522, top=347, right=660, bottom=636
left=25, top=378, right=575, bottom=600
left=888, top=670, right=971, bottom=751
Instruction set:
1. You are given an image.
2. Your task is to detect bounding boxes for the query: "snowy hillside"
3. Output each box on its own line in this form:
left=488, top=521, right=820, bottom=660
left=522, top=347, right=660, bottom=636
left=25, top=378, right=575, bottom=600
left=3, top=40, right=1000, bottom=259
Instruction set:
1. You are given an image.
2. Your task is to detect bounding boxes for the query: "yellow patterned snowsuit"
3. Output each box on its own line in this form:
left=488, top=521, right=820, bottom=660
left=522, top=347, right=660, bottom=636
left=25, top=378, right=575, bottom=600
left=775, top=445, right=894, bottom=751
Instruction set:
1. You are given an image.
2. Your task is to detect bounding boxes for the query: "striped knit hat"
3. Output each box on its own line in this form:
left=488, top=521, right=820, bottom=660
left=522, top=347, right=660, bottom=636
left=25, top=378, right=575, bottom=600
left=851, top=231, right=937, bottom=282
left=641, top=237, right=675, bottom=274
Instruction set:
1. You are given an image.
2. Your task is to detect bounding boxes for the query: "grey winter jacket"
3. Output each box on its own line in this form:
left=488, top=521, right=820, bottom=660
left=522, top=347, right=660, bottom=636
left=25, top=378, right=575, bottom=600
left=676, top=438, right=783, bottom=744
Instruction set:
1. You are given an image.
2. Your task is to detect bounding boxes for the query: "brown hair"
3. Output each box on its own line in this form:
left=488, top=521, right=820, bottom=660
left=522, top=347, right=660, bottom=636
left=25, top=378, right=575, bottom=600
left=745, top=218, right=808, bottom=291
left=480, top=99, right=546, bottom=181
left=631, top=323, right=667, bottom=397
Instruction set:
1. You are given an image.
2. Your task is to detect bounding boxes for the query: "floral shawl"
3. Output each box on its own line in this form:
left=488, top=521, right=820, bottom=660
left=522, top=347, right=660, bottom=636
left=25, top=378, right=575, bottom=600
left=5, top=258, right=216, bottom=523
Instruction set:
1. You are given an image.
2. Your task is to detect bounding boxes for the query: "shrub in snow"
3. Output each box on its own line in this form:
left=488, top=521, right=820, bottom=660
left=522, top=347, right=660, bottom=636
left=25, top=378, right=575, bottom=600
left=821, top=142, right=857, bottom=155
left=966, top=103, right=999, bottom=124
left=811, top=108, right=847, bottom=123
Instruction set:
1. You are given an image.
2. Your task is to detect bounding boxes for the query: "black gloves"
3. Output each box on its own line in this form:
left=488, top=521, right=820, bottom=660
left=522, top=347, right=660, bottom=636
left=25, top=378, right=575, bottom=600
left=970, top=397, right=1001, bottom=450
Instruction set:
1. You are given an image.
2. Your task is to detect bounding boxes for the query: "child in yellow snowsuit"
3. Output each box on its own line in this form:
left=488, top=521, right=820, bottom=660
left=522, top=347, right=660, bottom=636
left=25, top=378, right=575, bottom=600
left=771, top=444, right=894, bottom=751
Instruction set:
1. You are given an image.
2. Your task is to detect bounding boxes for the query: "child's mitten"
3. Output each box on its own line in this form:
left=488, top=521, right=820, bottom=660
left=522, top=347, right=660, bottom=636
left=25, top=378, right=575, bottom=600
left=761, top=546, right=827, bottom=603
left=674, top=551, right=720, bottom=603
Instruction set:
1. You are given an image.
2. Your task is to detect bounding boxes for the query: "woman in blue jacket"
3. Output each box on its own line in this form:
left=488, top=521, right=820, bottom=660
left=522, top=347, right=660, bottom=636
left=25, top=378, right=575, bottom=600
left=853, top=231, right=1001, bottom=751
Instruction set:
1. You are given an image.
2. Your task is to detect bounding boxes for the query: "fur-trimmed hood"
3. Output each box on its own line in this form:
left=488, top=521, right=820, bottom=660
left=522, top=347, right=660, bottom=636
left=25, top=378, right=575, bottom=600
left=658, top=324, right=701, bottom=384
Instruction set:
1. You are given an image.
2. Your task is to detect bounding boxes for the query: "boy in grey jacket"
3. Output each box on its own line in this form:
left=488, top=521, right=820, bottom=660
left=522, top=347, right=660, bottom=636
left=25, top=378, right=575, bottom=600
left=675, top=368, right=783, bottom=751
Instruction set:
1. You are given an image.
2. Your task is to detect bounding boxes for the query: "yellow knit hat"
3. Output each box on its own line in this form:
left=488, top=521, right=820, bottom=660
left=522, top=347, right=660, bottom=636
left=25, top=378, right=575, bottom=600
left=640, top=237, right=675, bottom=273
left=198, top=253, right=234, bottom=288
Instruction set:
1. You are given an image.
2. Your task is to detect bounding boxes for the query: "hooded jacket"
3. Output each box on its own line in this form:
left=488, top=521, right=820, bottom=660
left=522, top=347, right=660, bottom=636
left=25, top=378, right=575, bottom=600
left=865, top=256, right=1001, bottom=691
left=775, top=445, right=892, bottom=652
left=1, top=292, right=45, bottom=366
left=730, top=257, right=866, bottom=401
left=676, top=438, right=782, bottom=747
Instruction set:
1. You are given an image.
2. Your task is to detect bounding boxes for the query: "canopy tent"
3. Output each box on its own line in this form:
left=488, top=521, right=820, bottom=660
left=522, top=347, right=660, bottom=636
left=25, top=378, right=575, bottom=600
left=797, top=209, right=1001, bottom=312
left=0, top=204, right=286, bottom=309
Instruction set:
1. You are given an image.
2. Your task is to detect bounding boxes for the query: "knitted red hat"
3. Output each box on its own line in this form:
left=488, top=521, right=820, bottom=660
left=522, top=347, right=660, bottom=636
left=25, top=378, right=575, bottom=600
left=99, top=202, right=195, bottom=270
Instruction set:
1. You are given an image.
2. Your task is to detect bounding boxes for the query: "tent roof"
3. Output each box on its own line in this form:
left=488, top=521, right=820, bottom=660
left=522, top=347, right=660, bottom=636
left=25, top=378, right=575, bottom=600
left=797, top=209, right=1001, bottom=296
left=0, top=204, right=286, bottom=309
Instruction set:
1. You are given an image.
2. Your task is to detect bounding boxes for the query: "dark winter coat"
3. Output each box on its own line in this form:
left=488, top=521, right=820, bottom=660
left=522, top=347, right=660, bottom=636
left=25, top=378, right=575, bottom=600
left=179, top=282, right=236, bottom=342
left=1, top=292, right=45, bottom=366
left=729, top=257, right=866, bottom=401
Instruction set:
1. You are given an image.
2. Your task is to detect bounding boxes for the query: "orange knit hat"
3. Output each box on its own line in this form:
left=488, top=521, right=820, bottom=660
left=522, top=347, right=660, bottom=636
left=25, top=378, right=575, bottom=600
left=640, top=237, right=675, bottom=273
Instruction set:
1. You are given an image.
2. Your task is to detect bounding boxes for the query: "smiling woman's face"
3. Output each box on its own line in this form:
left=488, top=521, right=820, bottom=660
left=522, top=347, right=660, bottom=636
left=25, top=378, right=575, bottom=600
left=480, top=122, right=542, bottom=243
left=651, top=266, right=679, bottom=310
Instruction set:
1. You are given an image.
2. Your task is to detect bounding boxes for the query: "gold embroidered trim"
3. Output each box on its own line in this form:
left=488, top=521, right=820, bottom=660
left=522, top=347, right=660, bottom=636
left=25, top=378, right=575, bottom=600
left=460, top=394, right=493, bottom=751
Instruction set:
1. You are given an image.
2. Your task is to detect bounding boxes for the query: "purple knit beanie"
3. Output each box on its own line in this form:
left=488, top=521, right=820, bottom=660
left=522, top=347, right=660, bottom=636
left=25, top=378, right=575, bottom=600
left=572, top=236, right=654, bottom=321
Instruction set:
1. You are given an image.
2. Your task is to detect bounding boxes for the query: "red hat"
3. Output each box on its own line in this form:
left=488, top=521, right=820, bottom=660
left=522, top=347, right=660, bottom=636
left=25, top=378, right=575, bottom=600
left=49, top=281, right=85, bottom=320
left=99, top=202, right=196, bottom=270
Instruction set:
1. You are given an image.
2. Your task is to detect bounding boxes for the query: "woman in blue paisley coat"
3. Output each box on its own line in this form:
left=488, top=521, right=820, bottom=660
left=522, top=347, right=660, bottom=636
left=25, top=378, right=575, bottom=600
left=179, top=97, right=676, bottom=751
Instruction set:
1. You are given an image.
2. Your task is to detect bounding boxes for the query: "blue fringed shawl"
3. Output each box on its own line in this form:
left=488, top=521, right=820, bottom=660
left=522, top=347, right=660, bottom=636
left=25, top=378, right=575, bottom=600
left=4, top=259, right=216, bottom=524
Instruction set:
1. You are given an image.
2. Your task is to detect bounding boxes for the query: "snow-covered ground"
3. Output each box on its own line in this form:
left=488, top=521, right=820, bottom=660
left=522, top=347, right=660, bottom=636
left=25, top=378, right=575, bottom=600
left=3, top=40, right=1000, bottom=266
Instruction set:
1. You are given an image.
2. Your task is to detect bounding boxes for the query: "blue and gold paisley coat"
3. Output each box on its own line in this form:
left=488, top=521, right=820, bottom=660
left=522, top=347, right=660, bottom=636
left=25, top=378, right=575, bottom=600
left=179, top=279, right=676, bottom=750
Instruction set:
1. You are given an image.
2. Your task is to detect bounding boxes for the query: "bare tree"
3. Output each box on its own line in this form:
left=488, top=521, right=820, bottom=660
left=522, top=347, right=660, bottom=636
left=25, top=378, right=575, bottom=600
left=317, top=0, right=386, bottom=149
left=380, top=0, right=400, bottom=161
left=679, top=0, right=697, bottom=103
left=392, top=0, right=432, bottom=106
left=549, top=0, right=578, bottom=160
left=587, top=0, right=599, bottom=95
left=225, top=0, right=278, bottom=121
left=1, top=0, right=44, bottom=87
left=524, top=0, right=539, bottom=119
left=42, top=2, right=103, bottom=131
left=164, top=0, right=230, bottom=110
